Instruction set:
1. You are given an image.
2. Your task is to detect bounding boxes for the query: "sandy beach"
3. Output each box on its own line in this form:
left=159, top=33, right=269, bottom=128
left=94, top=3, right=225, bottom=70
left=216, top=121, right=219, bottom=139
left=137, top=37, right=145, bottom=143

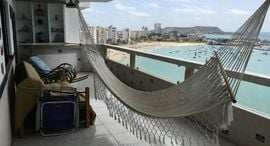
left=107, top=42, right=206, bottom=62
left=125, top=42, right=205, bottom=51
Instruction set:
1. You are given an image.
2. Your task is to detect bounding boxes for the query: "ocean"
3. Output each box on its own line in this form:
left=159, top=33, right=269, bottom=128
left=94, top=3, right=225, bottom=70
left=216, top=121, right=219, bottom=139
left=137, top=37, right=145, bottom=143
left=134, top=40, right=270, bottom=116
left=206, top=32, right=270, bottom=41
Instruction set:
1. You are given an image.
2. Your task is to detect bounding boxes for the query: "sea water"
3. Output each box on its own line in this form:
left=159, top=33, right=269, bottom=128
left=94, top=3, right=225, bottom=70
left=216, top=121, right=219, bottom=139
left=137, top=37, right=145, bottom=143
left=206, top=32, right=270, bottom=41
left=135, top=44, right=270, bottom=116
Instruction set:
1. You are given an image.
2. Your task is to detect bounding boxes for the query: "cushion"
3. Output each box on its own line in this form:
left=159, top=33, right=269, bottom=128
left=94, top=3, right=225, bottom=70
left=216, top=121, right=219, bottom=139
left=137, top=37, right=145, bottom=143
left=27, top=56, right=51, bottom=73
left=23, top=61, right=44, bottom=85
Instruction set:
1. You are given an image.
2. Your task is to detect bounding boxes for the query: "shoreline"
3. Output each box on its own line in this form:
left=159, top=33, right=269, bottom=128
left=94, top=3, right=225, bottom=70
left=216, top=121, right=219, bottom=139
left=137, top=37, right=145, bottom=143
left=107, top=42, right=206, bottom=62
left=123, top=42, right=206, bottom=51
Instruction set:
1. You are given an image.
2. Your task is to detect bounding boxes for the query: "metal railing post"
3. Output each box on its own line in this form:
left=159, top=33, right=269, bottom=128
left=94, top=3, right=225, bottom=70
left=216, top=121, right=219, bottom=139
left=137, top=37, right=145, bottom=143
left=184, top=67, right=195, bottom=80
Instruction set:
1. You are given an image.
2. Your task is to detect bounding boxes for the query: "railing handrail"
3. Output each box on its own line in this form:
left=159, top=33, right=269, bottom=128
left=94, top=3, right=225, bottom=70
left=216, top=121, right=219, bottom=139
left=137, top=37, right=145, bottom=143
left=99, top=44, right=270, bottom=87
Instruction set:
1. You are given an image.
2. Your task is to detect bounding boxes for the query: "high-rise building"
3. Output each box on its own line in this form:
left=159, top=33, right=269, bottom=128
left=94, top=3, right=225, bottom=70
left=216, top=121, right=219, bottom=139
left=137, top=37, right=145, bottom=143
left=108, top=25, right=117, bottom=44
left=122, top=28, right=131, bottom=44
left=88, top=26, right=97, bottom=43
left=88, top=26, right=110, bottom=44
left=154, top=23, right=162, bottom=34
left=96, top=26, right=108, bottom=44
left=141, top=26, right=148, bottom=38
left=130, top=31, right=139, bottom=40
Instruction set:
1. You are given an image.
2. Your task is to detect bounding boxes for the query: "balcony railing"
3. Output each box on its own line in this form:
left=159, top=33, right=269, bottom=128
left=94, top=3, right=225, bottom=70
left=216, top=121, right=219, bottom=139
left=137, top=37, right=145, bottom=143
left=97, top=44, right=270, bottom=87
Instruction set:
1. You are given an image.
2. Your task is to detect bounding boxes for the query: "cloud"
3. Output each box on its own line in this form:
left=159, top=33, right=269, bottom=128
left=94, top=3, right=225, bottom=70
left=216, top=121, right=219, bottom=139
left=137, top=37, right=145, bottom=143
left=114, top=3, right=150, bottom=17
left=227, top=9, right=250, bottom=15
left=82, top=8, right=103, bottom=14
left=146, top=2, right=160, bottom=8
left=171, top=5, right=213, bottom=15
left=169, top=0, right=198, bottom=3
left=83, top=8, right=94, bottom=12
left=115, top=3, right=135, bottom=11
left=169, top=0, right=184, bottom=1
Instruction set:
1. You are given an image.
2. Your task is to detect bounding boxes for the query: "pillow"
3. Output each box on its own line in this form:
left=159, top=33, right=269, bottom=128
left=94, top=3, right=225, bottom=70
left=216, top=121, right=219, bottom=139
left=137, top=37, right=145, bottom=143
left=27, top=56, right=51, bottom=73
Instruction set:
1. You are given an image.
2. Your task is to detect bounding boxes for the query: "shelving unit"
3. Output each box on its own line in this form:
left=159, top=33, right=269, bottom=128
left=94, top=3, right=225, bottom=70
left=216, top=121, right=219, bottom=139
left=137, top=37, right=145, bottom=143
left=48, top=4, right=64, bottom=43
left=16, top=2, right=66, bottom=44
left=33, top=2, right=49, bottom=43
left=16, top=2, right=33, bottom=43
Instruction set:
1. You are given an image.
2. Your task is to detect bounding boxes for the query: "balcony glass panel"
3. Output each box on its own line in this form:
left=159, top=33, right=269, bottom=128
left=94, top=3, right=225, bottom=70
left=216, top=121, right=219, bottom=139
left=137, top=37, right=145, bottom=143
left=237, top=81, right=270, bottom=116
left=107, top=48, right=130, bottom=66
left=136, top=55, right=185, bottom=84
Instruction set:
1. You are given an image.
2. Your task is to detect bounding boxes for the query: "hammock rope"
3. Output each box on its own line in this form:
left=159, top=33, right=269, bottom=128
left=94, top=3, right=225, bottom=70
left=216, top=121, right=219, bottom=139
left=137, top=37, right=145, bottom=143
left=78, top=0, right=270, bottom=145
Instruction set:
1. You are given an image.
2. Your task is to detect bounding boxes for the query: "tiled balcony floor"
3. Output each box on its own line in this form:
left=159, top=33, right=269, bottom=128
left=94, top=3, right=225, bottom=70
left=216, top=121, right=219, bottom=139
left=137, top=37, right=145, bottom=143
left=12, top=73, right=235, bottom=146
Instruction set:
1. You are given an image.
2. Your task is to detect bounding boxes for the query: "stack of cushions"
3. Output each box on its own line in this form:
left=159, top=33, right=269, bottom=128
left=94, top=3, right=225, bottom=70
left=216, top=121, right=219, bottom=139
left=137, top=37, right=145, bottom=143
left=14, top=61, right=69, bottom=133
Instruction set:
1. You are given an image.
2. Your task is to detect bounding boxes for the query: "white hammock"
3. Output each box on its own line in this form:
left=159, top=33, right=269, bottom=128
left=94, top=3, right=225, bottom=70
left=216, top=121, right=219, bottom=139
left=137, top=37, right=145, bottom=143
left=79, top=0, right=270, bottom=145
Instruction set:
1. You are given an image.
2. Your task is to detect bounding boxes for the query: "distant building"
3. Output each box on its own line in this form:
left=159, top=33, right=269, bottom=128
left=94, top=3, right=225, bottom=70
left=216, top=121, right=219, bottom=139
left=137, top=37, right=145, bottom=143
left=130, top=31, right=140, bottom=43
left=88, top=26, right=97, bottom=43
left=88, top=26, right=109, bottom=44
left=130, top=31, right=138, bottom=38
left=117, top=31, right=123, bottom=43
left=154, top=23, right=162, bottom=35
left=122, top=28, right=131, bottom=44
left=187, top=33, right=200, bottom=41
left=96, top=26, right=108, bottom=44
left=140, top=26, right=148, bottom=38
left=108, top=25, right=117, bottom=44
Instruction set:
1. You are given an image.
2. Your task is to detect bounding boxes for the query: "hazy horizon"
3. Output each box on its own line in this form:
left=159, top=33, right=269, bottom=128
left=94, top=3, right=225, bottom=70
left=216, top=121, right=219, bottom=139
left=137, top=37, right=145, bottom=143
left=82, top=0, right=270, bottom=32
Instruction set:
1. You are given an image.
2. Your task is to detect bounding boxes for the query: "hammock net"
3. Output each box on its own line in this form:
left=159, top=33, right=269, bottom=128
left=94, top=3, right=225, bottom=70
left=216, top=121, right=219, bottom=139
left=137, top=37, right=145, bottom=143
left=78, top=0, right=270, bottom=145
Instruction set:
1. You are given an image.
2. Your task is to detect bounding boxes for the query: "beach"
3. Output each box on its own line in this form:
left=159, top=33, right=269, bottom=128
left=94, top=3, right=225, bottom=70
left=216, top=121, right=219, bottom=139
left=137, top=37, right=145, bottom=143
left=107, top=42, right=206, bottom=62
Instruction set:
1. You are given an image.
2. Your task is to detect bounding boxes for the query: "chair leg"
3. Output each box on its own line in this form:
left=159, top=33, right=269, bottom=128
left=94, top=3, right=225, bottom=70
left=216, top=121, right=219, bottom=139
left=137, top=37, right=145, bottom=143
left=85, top=87, right=90, bottom=128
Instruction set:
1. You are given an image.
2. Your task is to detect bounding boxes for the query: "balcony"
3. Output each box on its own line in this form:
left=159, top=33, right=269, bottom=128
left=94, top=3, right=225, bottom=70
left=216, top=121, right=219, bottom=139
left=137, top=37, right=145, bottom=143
left=12, top=72, right=234, bottom=146
left=12, top=44, right=270, bottom=146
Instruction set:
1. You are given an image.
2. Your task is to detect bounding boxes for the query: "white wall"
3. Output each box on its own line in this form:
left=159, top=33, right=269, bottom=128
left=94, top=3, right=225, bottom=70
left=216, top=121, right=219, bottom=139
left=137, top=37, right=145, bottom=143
left=64, top=8, right=80, bottom=43
left=0, top=61, right=14, bottom=146
left=0, top=0, right=16, bottom=145
left=32, top=48, right=80, bottom=70
left=5, top=0, right=15, bottom=55
left=20, top=45, right=84, bottom=71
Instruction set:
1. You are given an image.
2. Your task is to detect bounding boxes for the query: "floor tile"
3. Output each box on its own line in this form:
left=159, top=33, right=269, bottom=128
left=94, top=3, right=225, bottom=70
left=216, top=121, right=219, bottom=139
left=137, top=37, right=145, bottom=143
left=104, top=123, right=129, bottom=135
left=113, top=132, right=144, bottom=145
left=80, top=125, right=110, bottom=140
left=85, top=135, right=118, bottom=146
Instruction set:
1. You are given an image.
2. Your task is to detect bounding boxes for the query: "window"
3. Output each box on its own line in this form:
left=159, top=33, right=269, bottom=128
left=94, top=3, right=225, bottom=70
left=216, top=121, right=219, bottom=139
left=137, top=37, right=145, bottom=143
left=0, top=4, right=7, bottom=91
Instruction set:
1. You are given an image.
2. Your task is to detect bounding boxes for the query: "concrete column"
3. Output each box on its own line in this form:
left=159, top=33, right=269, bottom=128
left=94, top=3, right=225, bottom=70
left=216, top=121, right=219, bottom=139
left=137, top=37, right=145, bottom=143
left=100, top=49, right=107, bottom=58
left=184, top=67, right=195, bottom=80
left=96, top=44, right=107, bottom=58
left=130, top=53, right=136, bottom=69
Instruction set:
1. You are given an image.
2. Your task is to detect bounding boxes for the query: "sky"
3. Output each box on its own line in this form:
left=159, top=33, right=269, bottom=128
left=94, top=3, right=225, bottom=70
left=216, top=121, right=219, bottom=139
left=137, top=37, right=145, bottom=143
left=82, top=0, right=270, bottom=32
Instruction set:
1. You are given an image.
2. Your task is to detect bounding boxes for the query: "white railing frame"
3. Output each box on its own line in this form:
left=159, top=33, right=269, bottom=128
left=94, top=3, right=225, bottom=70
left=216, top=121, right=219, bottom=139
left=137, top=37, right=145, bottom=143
left=98, top=44, right=270, bottom=87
